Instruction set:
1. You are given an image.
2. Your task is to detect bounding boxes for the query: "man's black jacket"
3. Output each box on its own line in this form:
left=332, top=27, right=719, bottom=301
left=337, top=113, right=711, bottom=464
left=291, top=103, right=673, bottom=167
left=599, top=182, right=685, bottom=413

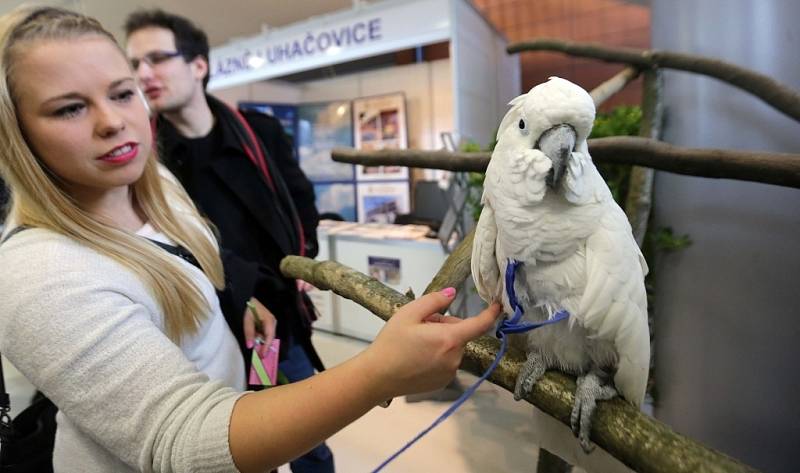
left=156, top=95, right=322, bottom=371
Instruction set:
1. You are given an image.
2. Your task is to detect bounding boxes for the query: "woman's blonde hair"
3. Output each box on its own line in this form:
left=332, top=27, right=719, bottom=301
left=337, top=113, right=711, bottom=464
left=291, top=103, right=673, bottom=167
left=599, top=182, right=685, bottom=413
left=0, top=6, right=224, bottom=341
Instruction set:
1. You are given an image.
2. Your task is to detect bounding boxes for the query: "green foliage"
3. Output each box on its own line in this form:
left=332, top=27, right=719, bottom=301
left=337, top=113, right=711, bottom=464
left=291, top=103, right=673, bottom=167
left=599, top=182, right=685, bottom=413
left=590, top=106, right=642, bottom=206
left=466, top=172, right=486, bottom=221
left=461, top=136, right=495, bottom=221
left=460, top=140, right=483, bottom=153
left=650, top=227, right=692, bottom=252
left=590, top=105, right=642, bottom=138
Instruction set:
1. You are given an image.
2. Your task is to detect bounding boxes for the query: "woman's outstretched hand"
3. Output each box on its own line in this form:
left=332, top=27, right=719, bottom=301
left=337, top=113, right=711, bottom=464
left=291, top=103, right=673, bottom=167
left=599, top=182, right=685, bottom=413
left=230, top=288, right=501, bottom=473
left=363, top=288, right=502, bottom=400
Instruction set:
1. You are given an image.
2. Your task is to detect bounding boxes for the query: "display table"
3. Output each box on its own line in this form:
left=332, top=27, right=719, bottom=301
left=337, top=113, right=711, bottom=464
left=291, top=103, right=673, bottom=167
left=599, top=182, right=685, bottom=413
left=305, top=220, right=446, bottom=341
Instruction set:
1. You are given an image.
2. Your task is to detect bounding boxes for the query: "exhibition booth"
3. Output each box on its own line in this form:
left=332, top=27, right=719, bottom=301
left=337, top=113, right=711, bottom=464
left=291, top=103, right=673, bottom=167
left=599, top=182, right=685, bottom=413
left=209, top=0, right=519, bottom=339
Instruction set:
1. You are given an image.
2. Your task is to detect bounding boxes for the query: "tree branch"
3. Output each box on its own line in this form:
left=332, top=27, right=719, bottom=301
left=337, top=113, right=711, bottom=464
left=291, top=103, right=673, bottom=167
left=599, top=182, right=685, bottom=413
left=506, top=38, right=800, bottom=123
left=625, top=69, right=662, bottom=246
left=331, top=140, right=800, bottom=189
left=590, top=66, right=641, bottom=107
left=281, top=255, right=759, bottom=473
left=331, top=147, right=491, bottom=172
left=422, top=230, right=474, bottom=294
left=591, top=137, right=800, bottom=188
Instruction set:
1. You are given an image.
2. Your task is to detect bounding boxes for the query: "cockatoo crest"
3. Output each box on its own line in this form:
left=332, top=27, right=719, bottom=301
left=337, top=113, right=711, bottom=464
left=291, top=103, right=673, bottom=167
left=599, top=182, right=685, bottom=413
left=497, top=76, right=595, bottom=147
left=487, top=77, right=605, bottom=209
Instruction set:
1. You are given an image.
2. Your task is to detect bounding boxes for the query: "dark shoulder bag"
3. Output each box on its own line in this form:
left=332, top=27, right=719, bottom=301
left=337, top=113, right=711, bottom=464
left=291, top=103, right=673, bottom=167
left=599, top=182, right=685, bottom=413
left=0, top=227, right=203, bottom=471
left=0, top=374, right=57, bottom=473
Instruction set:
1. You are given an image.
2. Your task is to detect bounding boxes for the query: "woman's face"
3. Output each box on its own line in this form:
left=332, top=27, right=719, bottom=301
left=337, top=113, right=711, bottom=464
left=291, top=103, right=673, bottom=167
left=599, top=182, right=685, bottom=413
left=12, top=34, right=151, bottom=203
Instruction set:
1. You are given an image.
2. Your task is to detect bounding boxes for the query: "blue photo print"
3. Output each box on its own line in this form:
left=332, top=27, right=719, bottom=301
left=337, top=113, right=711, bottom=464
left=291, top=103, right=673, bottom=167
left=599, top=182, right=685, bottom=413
left=314, top=182, right=357, bottom=222
left=297, top=102, right=354, bottom=182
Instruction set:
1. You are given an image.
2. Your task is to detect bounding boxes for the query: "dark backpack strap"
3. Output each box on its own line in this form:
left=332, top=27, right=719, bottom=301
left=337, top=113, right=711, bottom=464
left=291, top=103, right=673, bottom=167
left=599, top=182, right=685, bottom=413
left=1, top=226, right=200, bottom=271
left=229, top=107, right=306, bottom=258
left=1, top=225, right=30, bottom=245
left=0, top=351, right=9, bottom=418
left=0, top=354, right=12, bottom=446
left=144, top=238, right=202, bottom=271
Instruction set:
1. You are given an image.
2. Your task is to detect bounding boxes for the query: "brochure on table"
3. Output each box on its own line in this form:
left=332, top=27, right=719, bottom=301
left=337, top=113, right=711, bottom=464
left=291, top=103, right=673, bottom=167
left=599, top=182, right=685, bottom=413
left=311, top=221, right=446, bottom=340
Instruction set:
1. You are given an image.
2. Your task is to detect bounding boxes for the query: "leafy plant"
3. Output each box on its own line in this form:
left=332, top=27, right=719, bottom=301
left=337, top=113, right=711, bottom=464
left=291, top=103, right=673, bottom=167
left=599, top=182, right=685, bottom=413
left=461, top=137, right=494, bottom=222
left=590, top=105, right=641, bottom=204
left=651, top=227, right=692, bottom=252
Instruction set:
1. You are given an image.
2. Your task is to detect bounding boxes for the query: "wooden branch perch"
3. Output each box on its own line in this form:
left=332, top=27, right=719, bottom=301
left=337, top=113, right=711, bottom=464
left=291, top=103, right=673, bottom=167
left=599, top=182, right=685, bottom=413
left=590, top=66, right=641, bottom=106
left=281, top=255, right=759, bottom=473
left=332, top=147, right=491, bottom=172
left=591, top=137, right=800, bottom=188
left=422, top=230, right=474, bottom=294
left=331, top=140, right=800, bottom=189
left=506, top=38, right=800, bottom=123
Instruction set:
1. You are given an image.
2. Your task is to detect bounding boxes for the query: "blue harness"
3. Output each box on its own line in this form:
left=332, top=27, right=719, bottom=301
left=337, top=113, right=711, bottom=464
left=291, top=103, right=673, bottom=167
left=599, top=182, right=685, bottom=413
left=372, top=259, right=570, bottom=472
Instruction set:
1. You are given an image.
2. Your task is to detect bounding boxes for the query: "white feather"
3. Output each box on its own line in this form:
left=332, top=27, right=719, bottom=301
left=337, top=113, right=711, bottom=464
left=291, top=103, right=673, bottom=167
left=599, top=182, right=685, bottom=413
left=471, top=77, right=650, bottom=407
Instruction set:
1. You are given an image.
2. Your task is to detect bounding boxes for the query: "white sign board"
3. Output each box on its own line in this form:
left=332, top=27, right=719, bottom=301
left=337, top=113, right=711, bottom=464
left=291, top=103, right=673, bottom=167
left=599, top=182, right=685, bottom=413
left=208, top=0, right=451, bottom=90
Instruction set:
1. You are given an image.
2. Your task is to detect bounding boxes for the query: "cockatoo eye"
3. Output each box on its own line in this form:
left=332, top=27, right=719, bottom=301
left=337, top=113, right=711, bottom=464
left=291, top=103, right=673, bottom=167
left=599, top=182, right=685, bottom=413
left=518, top=118, right=529, bottom=135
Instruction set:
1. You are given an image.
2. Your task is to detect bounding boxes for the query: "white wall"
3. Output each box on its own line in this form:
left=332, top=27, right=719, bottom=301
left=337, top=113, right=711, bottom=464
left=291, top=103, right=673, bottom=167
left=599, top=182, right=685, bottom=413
left=215, top=59, right=454, bottom=151
left=450, top=0, right=520, bottom=148
left=214, top=80, right=303, bottom=106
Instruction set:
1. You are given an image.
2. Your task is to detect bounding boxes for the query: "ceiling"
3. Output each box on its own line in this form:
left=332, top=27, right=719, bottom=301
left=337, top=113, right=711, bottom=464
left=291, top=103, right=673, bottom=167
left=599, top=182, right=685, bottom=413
left=0, top=0, right=370, bottom=47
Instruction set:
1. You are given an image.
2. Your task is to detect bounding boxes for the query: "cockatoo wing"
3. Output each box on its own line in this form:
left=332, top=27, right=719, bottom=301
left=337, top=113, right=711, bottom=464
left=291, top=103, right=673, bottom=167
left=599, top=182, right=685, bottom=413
left=578, top=205, right=649, bottom=406
left=471, top=201, right=501, bottom=303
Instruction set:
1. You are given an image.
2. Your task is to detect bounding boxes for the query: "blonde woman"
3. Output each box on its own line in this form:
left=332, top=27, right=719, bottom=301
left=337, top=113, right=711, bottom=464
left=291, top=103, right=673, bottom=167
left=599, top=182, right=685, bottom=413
left=0, top=6, right=499, bottom=473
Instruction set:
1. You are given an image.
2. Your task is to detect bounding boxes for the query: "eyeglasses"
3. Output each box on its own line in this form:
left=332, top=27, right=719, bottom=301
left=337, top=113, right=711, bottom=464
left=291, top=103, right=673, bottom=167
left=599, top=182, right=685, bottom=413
left=130, top=51, right=184, bottom=70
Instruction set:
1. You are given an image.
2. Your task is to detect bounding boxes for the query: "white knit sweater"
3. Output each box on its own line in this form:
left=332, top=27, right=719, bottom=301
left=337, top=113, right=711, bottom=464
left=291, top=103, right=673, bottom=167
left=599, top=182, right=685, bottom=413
left=0, top=226, right=246, bottom=473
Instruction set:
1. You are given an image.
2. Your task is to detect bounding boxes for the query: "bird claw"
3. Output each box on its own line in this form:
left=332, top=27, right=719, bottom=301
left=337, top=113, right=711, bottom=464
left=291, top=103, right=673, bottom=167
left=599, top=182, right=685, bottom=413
left=570, top=372, right=617, bottom=454
left=513, top=351, right=546, bottom=401
left=513, top=373, right=535, bottom=401
left=570, top=396, right=597, bottom=453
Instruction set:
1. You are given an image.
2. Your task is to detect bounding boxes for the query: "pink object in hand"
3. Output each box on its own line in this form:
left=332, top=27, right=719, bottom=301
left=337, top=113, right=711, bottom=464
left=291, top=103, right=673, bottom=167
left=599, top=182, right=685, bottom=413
left=249, top=338, right=281, bottom=386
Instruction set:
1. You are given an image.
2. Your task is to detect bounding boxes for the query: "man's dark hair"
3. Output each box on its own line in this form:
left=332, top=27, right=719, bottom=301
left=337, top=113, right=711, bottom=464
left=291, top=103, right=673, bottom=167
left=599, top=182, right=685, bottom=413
left=124, top=9, right=211, bottom=88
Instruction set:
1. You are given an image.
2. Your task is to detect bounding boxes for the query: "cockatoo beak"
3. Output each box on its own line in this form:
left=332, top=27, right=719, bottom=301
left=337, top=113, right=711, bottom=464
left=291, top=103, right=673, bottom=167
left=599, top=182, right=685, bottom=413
left=537, top=124, right=577, bottom=189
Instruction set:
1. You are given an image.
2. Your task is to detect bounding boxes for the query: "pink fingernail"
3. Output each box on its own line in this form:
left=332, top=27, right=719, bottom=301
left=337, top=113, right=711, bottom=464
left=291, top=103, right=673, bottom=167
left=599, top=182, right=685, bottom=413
left=246, top=340, right=254, bottom=349
left=441, top=287, right=456, bottom=298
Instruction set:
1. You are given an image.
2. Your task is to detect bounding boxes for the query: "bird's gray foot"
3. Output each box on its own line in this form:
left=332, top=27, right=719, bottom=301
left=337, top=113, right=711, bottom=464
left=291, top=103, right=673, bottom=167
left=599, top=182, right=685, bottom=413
left=570, top=371, right=617, bottom=453
left=514, top=351, right=547, bottom=401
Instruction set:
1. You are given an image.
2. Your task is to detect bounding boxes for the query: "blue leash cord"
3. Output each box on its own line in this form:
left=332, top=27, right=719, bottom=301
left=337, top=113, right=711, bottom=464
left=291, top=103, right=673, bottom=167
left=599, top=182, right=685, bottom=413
left=371, top=259, right=569, bottom=472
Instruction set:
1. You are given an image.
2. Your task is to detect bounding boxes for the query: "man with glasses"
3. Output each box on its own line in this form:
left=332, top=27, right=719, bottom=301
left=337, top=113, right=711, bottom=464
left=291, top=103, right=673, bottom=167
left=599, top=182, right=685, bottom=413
left=125, top=10, right=332, bottom=473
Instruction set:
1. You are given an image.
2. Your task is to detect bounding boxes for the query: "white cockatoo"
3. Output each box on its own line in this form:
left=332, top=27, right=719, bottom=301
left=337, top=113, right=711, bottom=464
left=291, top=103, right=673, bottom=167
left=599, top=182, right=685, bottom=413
left=471, top=77, right=649, bottom=452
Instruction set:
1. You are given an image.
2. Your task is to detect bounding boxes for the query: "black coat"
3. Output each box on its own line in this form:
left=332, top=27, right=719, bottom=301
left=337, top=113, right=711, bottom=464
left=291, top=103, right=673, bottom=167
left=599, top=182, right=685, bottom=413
left=156, top=95, right=323, bottom=371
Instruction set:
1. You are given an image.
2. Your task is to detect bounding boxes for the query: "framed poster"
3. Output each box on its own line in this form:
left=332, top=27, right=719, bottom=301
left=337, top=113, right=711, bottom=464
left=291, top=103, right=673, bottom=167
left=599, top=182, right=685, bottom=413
left=356, top=181, right=410, bottom=223
left=297, top=101, right=355, bottom=181
left=352, top=93, right=409, bottom=181
left=238, top=102, right=298, bottom=141
left=314, top=182, right=357, bottom=222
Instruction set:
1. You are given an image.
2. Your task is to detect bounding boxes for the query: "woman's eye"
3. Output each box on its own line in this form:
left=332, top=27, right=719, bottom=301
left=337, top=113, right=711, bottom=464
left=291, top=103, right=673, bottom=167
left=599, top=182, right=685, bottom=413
left=54, top=103, right=84, bottom=118
left=113, top=90, right=135, bottom=102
